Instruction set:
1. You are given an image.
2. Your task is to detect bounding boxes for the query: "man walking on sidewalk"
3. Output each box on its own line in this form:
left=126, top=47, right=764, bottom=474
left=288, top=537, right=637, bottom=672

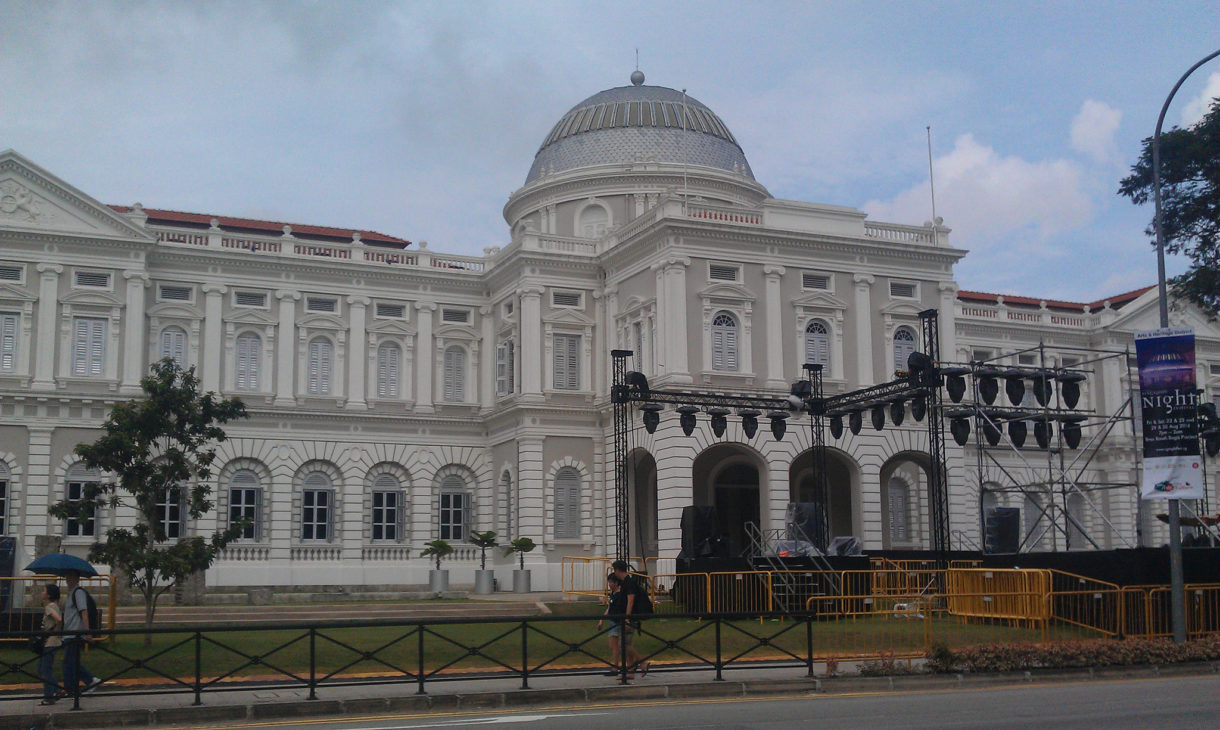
left=62, top=570, right=101, bottom=697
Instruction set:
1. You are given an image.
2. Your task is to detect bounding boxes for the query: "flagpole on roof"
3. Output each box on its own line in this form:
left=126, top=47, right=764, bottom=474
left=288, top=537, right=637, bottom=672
left=682, top=88, right=689, bottom=206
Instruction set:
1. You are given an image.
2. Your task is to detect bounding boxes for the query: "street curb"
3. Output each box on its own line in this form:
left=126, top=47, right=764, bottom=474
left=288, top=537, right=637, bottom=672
left=7, top=661, right=1219, bottom=728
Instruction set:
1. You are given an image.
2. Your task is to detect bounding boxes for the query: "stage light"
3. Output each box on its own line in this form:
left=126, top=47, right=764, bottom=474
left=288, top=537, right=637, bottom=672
left=1057, top=371, right=1086, bottom=409
left=678, top=405, right=699, bottom=436
left=829, top=411, right=844, bottom=439
left=982, top=411, right=1003, bottom=446
left=907, top=351, right=933, bottom=375
left=708, top=407, right=730, bottom=438
left=641, top=403, right=663, bottom=434
left=1009, top=419, right=1028, bottom=447
left=950, top=417, right=971, bottom=446
left=910, top=396, right=927, bottom=422
left=942, top=367, right=970, bottom=403
left=978, top=367, right=1002, bottom=405
left=625, top=371, right=650, bottom=398
left=739, top=409, right=760, bottom=439
left=1034, top=418, right=1053, bottom=449
left=871, top=404, right=886, bottom=431
left=768, top=411, right=789, bottom=440
left=1063, top=419, right=1082, bottom=449
left=848, top=408, right=863, bottom=435
left=890, top=399, right=906, bottom=427
left=787, top=379, right=812, bottom=410
left=1031, top=371, right=1053, bottom=407
left=1004, top=370, right=1026, bottom=406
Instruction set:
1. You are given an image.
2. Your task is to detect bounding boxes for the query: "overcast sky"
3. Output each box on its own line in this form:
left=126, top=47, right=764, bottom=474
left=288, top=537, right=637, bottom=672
left=2, top=1, right=1218, bottom=302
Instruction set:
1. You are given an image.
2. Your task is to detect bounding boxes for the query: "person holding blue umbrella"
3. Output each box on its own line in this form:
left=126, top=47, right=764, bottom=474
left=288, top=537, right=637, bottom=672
left=25, top=554, right=103, bottom=699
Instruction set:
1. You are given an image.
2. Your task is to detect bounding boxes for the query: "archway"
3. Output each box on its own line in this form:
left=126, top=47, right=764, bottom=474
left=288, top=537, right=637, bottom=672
left=692, top=444, right=764, bottom=558
left=627, top=449, right=657, bottom=558
left=879, top=452, right=932, bottom=549
left=789, top=448, right=859, bottom=542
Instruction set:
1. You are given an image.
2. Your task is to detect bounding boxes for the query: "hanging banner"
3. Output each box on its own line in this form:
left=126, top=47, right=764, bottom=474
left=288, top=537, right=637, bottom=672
left=1135, top=327, right=1202, bottom=499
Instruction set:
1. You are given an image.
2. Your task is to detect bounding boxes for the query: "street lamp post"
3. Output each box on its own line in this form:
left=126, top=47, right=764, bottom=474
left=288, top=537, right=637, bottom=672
left=1151, top=48, right=1220, bottom=645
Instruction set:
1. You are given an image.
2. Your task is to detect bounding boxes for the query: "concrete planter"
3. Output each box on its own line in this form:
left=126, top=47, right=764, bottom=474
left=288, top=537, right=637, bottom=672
left=428, top=569, right=449, bottom=594
left=513, top=569, right=531, bottom=594
left=474, top=569, right=495, bottom=594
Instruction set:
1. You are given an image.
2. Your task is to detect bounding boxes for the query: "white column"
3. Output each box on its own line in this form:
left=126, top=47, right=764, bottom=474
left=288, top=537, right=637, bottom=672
left=120, top=270, right=149, bottom=393
left=274, top=291, right=299, bottom=406
left=201, top=284, right=226, bottom=392
left=414, top=302, right=435, bottom=413
left=664, top=258, right=691, bottom=383
left=519, top=286, right=544, bottom=401
left=938, top=282, right=958, bottom=363
left=763, top=265, right=786, bottom=389
left=653, top=266, right=666, bottom=375
left=479, top=305, right=495, bottom=411
left=32, top=263, right=61, bottom=390
left=853, top=274, right=875, bottom=387
left=346, top=296, right=369, bottom=409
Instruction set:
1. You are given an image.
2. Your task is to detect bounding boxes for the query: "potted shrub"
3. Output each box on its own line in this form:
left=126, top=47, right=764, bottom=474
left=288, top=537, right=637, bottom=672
left=469, top=530, right=498, bottom=594
left=420, top=539, right=454, bottom=594
left=504, top=537, right=536, bottom=593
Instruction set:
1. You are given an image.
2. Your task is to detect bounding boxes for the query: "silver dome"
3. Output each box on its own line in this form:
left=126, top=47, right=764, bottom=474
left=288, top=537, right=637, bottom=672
left=525, top=81, right=754, bottom=184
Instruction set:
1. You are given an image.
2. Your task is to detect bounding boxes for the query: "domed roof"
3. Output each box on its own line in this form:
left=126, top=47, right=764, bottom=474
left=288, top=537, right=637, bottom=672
left=525, top=72, right=754, bottom=185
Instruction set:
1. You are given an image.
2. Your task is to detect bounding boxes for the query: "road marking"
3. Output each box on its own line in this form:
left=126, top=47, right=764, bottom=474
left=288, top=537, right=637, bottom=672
left=355, top=712, right=609, bottom=729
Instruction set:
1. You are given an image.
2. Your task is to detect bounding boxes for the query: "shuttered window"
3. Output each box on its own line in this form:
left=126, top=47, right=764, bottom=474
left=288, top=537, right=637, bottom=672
left=235, top=333, right=261, bottom=391
left=0, top=313, right=17, bottom=372
left=71, top=317, right=107, bottom=377
left=160, top=326, right=187, bottom=366
left=375, top=302, right=405, bottom=319
left=804, top=320, right=830, bottom=369
left=496, top=339, right=515, bottom=397
left=306, top=297, right=337, bottom=313
left=229, top=469, right=262, bottom=541
left=439, top=474, right=468, bottom=541
left=553, top=334, right=580, bottom=390
left=74, top=271, right=110, bottom=288
left=0, top=265, right=22, bottom=282
left=551, top=291, right=582, bottom=308
left=553, top=467, right=581, bottom=540
left=802, top=272, right=830, bottom=290
left=893, top=327, right=916, bottom=373
left=234, top=291, right=267, bottom=308
left=158, top=285, right=192, bottom=302
left=371, top=473, right=403, bottom=542
left=307, top=338, right=333, bottom=395
left=301, top=472, right=334, bottom=541
left=710, top=312, right=738, bottom=372
left=890, top=281, right=917, bottom=298
left=441, top=309, right=469, bottom=323
left=376, top=342, right=400, bottom=398
left=887, top=478, right=909, bottom=542
left=709, top=264, right=738, bottom=282
left=443, top=346, right=465, bottom=402
left=0, top=461, right=8, bottom=534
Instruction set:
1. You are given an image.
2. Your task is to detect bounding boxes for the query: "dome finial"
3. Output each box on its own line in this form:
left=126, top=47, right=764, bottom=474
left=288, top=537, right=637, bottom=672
left=630, top=69, right=645, bottom=86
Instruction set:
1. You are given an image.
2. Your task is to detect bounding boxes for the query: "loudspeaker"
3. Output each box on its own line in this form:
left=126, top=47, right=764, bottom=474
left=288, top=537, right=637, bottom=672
left=785, top=502, right=824, bottom=544
left=680, top=505, right=720, bottom=559
left=984, top=507, right=1020, bottom=554
left=827, top=536, right=862, bottom=556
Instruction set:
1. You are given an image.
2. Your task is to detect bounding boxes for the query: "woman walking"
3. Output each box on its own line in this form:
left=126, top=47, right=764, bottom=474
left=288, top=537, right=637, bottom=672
left=38, top=583, right=63, bottom=706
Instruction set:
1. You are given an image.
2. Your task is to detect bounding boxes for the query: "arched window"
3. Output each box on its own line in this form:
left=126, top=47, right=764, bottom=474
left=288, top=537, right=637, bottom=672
left=307, top=337, right=333, bottom=395
left=439, top=473, right=469, bottom=540
left=893, top=326, right=917, bottom=373
left=64, top=463, right=100, bottom=537
left=228, top=468, right=262, bottom=541
left=887, top=477, right=909, bottom=543
left=804, top=320, right=830, bottom=369
left=577, top=204, right=609, bottom=238
left=0, top=460, right=10, bottom=533
left=156, top=486, right=184, bottom=540
left=710, top=311, right=738, bottom=372
left=553, top=467, right=581, bottom=540
left=235, top=332, right=261, bottom=391
left=301, top=471, right=334, bottom=541
left=443, top=346, right=465, bottom=402
left=1023, top=495, right=1041, bottom=548
left=159, top=326, right=187, bottom=367
left=370, top=472, right=403, bottom=541
left=376, top=342, right=401, bottom=398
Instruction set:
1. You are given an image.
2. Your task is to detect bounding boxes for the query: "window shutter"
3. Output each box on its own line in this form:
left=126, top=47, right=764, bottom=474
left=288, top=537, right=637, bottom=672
left=308, top=339, right=333, bottom=395
left=554, top=468, right=581, bottom=539
left=0, top=313, right=16, bottom=371
left=89, top=319, right=105, bottom=376
left=804, top=321, right=830, bottom=368
left=893, top=328, right=916, bottom=372
left=507, top=340, right=515, bottom=393
left=496, top=343, right=507, bottom=396
left=377, top=343, right=399, bottom=398
left=160, top=327, right=187, bottom=365
left=444, top=347, right=465, bottom=401
left=235, top=333, right=260, bottom=391
left=554, top=334, right=580, bottom=390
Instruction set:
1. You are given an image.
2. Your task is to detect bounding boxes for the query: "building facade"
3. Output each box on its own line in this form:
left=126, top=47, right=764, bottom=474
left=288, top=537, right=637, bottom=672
left=1, top=72, right=1218, bottom=590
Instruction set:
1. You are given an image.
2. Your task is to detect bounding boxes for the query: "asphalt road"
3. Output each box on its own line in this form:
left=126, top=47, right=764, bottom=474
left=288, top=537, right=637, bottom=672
left=173, top=675, right=1220, bottom=730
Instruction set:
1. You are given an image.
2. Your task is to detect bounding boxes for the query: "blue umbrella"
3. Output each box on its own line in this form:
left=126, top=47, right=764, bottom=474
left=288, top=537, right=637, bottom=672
left=25, top=553, right=98, bottom=577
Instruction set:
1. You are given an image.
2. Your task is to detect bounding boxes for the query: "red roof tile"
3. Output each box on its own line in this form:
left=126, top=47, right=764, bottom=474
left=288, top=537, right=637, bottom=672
left=109, top=206, right=411, bottom=247
left=958, top=285, right=1155, bottom=313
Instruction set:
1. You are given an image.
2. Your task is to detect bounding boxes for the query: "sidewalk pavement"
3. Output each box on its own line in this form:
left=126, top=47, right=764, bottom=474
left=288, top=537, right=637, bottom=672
left=4, top=659, right=1218, bottom=730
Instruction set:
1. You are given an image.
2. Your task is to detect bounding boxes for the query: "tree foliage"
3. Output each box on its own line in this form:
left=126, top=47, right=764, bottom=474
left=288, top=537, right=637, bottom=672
left=420, top=539, right=454, bottom=571
left=468, top=530, right=497, bottom=570
left=50, top=358, right=247, bottom=637
left=1119, top=96, right=1220, bottom=316
left=504, top=537, right=536, bottom=571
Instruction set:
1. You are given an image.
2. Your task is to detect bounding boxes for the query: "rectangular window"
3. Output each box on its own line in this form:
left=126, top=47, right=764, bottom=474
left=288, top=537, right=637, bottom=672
left=372, top=491, right=401, bottom=541
left=64, top=481, right=96, bottom=537
left=305, top=297, right=337, bottom=313
left=0, top=265, right=24, bottom=283
left=553, top=333, right=580, bottom=390
left=439, top=492, right=467, bottom=541
left=709, top=264, right=739, bottom=282
left=157, top=285, right=193, bottom=302
left=502, top=300, right=514, bottom=316
left=1018, top=354, right=1038, bottom=366
left=441, top=309, right=469, bottom=323
left=971, top=349, right=993, bottom=364
left=375, top=302, right=405, bottom=319
left=0, top=313, right=18, bottom=372
left=551, top=291, right=583, bottom=308
left=71, top=317, right=107, bottom=377
left=157, top=488, right=183, bottom=540
left=1210, top=363, right=1220, bottom=377
left=233, top=290, right=268, bottom=308
left=301, top=489, right=332, bottom=541
left=229, top=487, right=261, bottom=541
left=802, top=272, right=831, bottom=290
left=73, top=271, right=111, bottom=289
left=890, top=281, right=917, bottom=299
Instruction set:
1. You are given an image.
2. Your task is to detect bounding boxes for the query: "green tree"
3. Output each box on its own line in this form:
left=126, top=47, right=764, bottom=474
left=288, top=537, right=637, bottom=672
left=504, top=537, right=536, bottom=570
left=1119, top=96, right=1220, bottom=316
left=50, top=358, right=247, bottom=643
left=420, top=539, right=454, bottom=571
left=469, top=530, right=497, bottom=570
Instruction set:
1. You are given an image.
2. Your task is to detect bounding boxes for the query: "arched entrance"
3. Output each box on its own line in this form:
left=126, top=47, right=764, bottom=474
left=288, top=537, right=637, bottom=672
left=692, top=444, right=764, bottom=558
left=627, top=449, right=657, bottom=558
left=789, top=448, right=859, bottom=542
left=879, top=452, right=932, bottom=549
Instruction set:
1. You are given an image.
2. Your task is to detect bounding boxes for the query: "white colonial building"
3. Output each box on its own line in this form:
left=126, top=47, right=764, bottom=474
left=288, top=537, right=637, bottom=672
left=1, top=71, right=1218, bottom=590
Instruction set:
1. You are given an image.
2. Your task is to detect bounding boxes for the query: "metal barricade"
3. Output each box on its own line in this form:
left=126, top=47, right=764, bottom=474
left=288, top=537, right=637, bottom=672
left=0, top=575, right=115, bottom=641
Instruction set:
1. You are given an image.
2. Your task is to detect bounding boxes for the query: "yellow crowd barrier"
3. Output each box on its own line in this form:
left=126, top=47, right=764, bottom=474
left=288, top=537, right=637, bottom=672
left=0, top=574, right=116, bottom=641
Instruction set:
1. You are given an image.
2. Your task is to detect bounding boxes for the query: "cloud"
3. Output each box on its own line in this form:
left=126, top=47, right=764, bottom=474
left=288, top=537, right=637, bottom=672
left=1070, top=100, right=1122, bottom=164
left=1180, top=70, right=1220, bottom=127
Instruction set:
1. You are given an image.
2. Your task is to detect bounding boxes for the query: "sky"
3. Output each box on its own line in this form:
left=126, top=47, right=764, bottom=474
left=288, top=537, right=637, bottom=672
left=2, top=1, right=1218, bottom=302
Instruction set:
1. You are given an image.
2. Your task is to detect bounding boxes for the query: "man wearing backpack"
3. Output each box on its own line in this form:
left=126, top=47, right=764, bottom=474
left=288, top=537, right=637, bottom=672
left=610, top=560, right=654, bottom=620
left=62, top=570, right=102, bottom=698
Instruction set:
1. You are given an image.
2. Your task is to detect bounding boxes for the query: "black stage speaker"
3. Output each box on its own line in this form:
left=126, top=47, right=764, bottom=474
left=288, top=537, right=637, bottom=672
left=680, top=506, right=720, bottom=559
left=984, top=507, right=1021, bottom=554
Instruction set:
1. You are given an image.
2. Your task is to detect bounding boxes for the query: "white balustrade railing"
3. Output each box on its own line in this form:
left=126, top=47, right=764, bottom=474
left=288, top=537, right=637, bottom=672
left=157, top=231, right=208, bottom=246
left=362, top=545, right=411, bottom=561
left=684, top=202, right=762, bottom=226
left=291, top=545, right=342, bottom=561
left=957, top=304, right=1092, bottom=329
left=220, top=545, right=270, bottom=562
left=537, top=236, right=598, bottom=255
left=864, top=222, right=935, bottom=244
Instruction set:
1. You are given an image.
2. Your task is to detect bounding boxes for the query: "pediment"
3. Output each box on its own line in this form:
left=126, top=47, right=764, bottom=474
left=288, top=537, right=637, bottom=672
left=0, top=282, right=36, bottom=303
left=61, top=289, right=122, bottom=307
left=1113, top=298, right=1220, bottom=340
left=225, top=309, right=278, bottom=326
left=0, top=150, right=154, bottom=241
left=369, top=318, right=416, bottom=337
left=542, top=307, right=595, bottom=326
left=791, top=291, right=847, bottom=311
left=299, top=313, right=345, bottom=330
left=436, top=323, right=479, bottom=339
left=148, top=302, right=202, bottom=319
left=697, top=281, right=756, bottom=302
left=880, top=300, right=923, bottom=317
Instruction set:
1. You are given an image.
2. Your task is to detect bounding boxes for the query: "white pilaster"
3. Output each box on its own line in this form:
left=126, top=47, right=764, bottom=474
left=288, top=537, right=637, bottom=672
left=120, top=270, right=149, bottom=393
left=663, top=258, right=691, bottom=383
left=653, top=267, right=666, bottom=375
left=519, top=286, right=544, bottom=401
left=201, top=284, right=226, bottom=393
left=853, top=274, right=875, bottom=387
left=479, top=305, right=495, bottom=411
left=938, top=282, right=958, bottom=363
left=346, top=296, right=369, bottom=409
left=414, top=302, right=435, bottom=413
left=518, top=436, right=544, bottom=541
left=274, top=290, right=299, bottom=406
left=763, top=265, right=786, bottom=389
left=32, top=263, right=61, bottom=390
